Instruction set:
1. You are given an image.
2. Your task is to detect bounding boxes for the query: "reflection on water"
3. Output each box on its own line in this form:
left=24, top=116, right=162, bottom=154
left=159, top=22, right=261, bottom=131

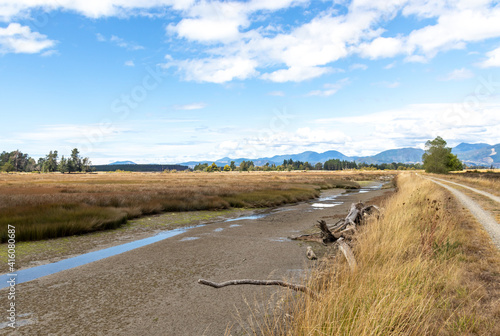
left=0, top=228, right=188, bottom=289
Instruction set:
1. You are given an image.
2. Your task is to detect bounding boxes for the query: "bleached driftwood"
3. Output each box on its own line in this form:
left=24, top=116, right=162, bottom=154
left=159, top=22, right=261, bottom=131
left=337, top=238, right=357, bottom=271
left=291, top=202, right=380, bottom=243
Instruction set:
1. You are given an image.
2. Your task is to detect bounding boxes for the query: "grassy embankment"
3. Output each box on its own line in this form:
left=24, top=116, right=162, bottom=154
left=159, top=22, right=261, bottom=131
left=262, top=173, right=500, bottom=335
left=446, top=170, right=500, bottom=197
left=0, top=171, right=390, bottom=242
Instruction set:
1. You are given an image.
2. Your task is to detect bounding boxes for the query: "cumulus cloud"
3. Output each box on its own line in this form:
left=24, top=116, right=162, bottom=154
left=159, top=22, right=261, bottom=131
left=313, top=103, right=500, bottom=154
left=357, top=37, right=405, bottom=59
left=0, top=23, right=56, bottom=54
left=261, top=66, right=333, bottom=83
left=171, top=57, right=259, bottom=83
left=0, top=0, right=196, bottom=21
left=477, top=46, right=500, bottom=68
left=3, top=0, right=500, bottom=83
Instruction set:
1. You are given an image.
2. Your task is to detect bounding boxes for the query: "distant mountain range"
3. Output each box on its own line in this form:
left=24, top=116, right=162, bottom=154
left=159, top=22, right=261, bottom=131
left=109, top=143, right=500, bottom=168
left=109, top=161, right=137, bottom=165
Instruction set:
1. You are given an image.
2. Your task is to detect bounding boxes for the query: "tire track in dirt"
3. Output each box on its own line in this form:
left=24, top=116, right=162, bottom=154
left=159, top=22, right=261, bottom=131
left=427, top=177, right=500, bottom=250
left=431, top=176, right=500, bottom=203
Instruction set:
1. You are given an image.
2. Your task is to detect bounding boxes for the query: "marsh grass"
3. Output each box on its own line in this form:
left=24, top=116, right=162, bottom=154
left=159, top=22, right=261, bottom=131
left=0, top=171, right=391, bottom=242
left=445, top=172, right=500, bottom=197
left=258, top=174, right=500, bottom=335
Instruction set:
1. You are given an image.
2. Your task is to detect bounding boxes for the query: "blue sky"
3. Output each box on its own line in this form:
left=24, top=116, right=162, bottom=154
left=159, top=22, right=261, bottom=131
left=1, top=0, right=500, bottom=164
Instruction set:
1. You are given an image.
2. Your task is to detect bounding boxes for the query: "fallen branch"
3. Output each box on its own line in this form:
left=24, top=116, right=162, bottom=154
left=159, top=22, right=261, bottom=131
left=290, top=233, right=323, bottom=243
left=198, top=279, right=318, bottom=300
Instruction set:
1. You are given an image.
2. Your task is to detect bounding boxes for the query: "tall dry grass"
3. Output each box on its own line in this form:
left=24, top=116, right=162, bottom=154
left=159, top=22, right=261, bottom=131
left=261, top=173, right=500, bottom=335
left=0, top=171, right=392, bottom=242
left=445, top=172, right=500, bottom=197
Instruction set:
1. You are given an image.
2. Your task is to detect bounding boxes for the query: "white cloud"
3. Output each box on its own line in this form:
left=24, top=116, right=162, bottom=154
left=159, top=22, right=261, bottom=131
left=41, top=49, right=58, bottom=57
left=261, top=66, right=332, bottom=83
left=349, top=63, right=368, bottom=70
left=307, top=78, right=350, bottom=97
left=110, top=35, right=144, bottom=50
left=96, top=33, right=106, bottom=42
left=312, top=102, right=500, bottom=154
left=4, top=0, right=500, bottom=85
left=268, top=91, right=285, bottom=96
left=216, top=126, right=352, bottom=159
left=438, top=68, right=474, bottom=81
left=405, top=4, right=500, bottom=59
left=172, top=57, right=258, bottom=83
left=0, top=23, right=56, bottom=54
left=173, top=102, right=207, bottom=110
left=477, top=46, right=500, bottom=68
left=357, top=36, right=405, bottom=59
left=0, top=0, right=196, bottom=21
left=124, top=60, right=135, bottom=67
left=384, top=61, right=396, bottom=69
left=95, top=33, right=144, bottom=50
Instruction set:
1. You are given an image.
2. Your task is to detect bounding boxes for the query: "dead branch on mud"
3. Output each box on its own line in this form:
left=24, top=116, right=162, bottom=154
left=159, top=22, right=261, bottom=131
left=198, top=279, right=318, bottom=300
left=197, top=202, right=380, bottom=300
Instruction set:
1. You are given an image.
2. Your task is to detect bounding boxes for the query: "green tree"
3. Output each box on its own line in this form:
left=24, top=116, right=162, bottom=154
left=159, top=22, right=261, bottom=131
left=69, top=148, right=82, bottom=173
left=58, top=156, right=68, bottom=173
left=42, top=151, right=58, bottom=172
left=422, top=136, right=463, bottom=173
left=1, top=161, right=14, bottom=172
left=206, top=162, right=219, bottom=172
left=230, top=161, right=236, bottom=171
left=194, top=163, right=208, bottom=171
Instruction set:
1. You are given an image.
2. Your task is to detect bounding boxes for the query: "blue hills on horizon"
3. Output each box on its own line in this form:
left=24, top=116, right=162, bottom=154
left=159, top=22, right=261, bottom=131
left=109, top=142, right=500, bottom=168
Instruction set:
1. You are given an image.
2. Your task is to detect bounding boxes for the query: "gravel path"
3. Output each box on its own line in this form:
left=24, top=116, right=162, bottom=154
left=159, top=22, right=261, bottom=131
left=427, top=177, right=500, bottom=249
left=431, top=176, right=500, bottom=203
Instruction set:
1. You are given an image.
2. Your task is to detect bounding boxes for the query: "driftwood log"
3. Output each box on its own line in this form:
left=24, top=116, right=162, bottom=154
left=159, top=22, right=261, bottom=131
left=337, top=238, right=357, bottom=271
left=291, top=202, right=380, bottom=243
left=198, top=279, right=318, bottom=300
left=197, top=202, right=380, bottom=300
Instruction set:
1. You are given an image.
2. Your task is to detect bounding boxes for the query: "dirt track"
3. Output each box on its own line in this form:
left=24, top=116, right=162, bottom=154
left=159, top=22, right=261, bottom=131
left=0, top=186, right=391, bottom=335
left=427, top=176, right=500, bottom=249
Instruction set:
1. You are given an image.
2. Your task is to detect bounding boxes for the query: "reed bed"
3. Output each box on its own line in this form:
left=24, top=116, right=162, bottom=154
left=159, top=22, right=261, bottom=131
left=0, top=171, right=391, bottom=242
left=260, top=173, right=500, bottom=335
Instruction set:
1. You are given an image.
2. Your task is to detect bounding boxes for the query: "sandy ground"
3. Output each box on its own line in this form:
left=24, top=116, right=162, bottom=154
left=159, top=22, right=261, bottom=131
left=0, top=187, right=392, bottom=336
left=427, top=176, right=500, bottom=249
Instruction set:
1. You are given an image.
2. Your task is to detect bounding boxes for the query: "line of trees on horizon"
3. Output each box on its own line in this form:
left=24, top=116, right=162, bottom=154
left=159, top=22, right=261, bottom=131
left=0, top=148, right=93, bottom=173
left=193, top=159, right=423, bottom=172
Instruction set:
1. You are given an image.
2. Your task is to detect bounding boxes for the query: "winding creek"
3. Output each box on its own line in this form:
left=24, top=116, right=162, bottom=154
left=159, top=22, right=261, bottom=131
left=0, top=182, right=383, bottom=291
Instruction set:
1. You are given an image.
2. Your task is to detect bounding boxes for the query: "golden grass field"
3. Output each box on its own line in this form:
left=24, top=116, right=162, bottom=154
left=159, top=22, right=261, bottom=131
left=0, top=170, right=392, bottom=242
left=259, top=173, right=500, bottom=335
left=447, top=170, right=500, bottom=197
